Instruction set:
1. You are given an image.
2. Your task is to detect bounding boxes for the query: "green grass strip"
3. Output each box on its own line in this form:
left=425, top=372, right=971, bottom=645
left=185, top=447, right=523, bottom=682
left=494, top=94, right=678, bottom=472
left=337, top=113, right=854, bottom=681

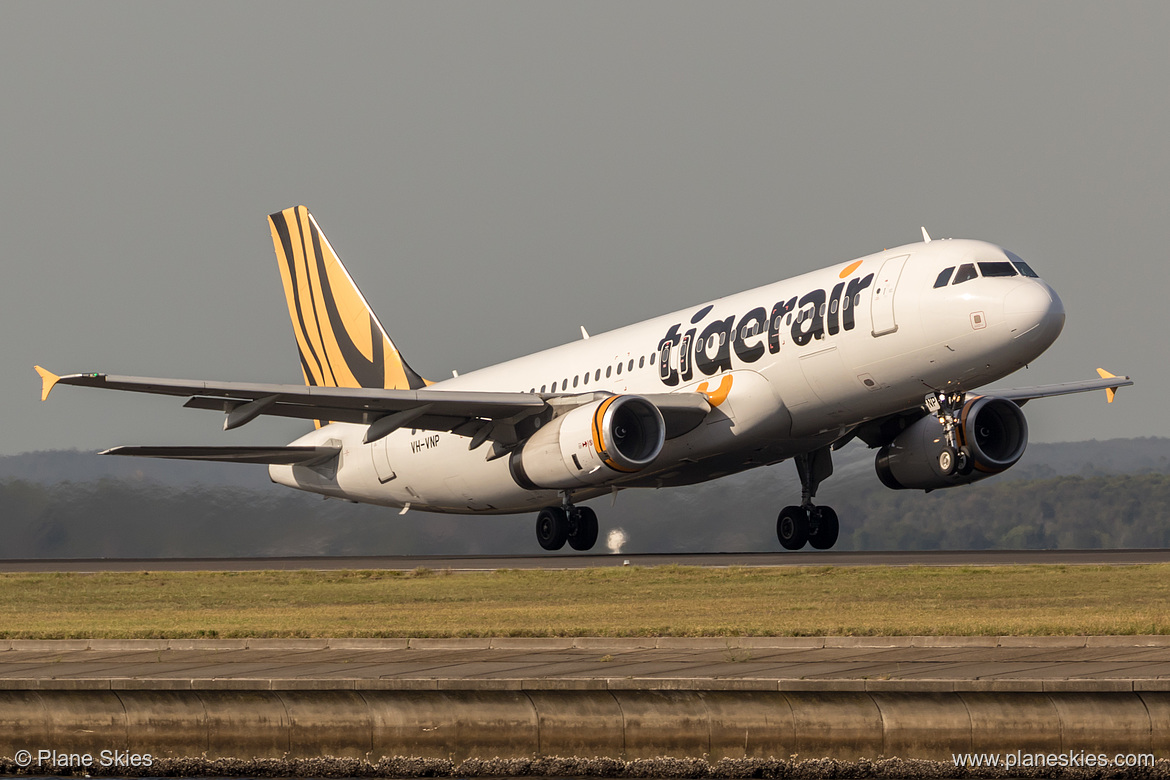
left=1, top=564, right=1167, bottom=639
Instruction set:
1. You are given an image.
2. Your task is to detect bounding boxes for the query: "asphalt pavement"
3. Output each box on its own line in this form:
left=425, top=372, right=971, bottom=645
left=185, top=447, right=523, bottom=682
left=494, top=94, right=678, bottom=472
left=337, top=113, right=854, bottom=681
left=2, top=548, right=1169, bottom=573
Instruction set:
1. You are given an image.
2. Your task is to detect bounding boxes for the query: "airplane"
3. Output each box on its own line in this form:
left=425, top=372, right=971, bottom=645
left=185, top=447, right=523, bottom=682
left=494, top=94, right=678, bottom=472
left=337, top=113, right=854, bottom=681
left=36, top=207, right=1132, bottom=552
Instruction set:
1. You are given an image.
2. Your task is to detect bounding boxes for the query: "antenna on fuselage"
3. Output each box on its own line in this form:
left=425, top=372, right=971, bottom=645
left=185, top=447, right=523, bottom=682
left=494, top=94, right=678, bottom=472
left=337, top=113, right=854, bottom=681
left=921, top=226, right=932, bottom=243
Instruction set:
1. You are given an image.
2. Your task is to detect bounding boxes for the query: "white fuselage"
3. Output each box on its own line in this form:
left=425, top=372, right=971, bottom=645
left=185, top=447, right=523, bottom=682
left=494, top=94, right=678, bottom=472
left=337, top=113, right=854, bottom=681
left=270, top=238, right=1065, bottom=514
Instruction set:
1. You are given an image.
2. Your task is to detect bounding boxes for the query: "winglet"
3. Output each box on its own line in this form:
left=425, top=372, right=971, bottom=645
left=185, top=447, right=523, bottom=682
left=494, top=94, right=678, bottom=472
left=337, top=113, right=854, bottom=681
left=921, top=226, right=932, bottom=243
left=1096, top=368, right=1122, bottom=403
left=34, top=366, right=60, bottom=401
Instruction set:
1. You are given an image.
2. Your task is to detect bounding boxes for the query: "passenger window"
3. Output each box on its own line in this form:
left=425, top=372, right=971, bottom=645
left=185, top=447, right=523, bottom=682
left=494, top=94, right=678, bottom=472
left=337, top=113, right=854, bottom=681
left=540, top=385, right=546, bottom=393
left=934, top=267, right=955, bottom=288
left=853, top=293, right=861, bottom=307
left=842, top=296, right=849, bottom=311
left=616, top=362, right=623, bottom=375
left=582, top=371, right=589, bottom=385
left=606, top=366, right=612, bottom=378
left=628, top=359, right=634, bottom=371
left=561, top=379, right=568, bottom=391
left=639, top=356, right=645, bottom=368
left=819, top=303, right=826, bottom=317
left=573, top=375, right=579, bottom=388
left=978, top=261, right=1017, bottom=278
left=594, top=369, right=601, bottom=381
left=952, top=264, right=978, bottom=284
left=649, top=352, right=656, bottom=365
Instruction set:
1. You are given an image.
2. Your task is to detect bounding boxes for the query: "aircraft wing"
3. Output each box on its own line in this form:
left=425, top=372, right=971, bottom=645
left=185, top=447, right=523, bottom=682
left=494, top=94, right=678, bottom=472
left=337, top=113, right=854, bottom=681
left=37, top=367, right=545, bottom=431
left=35, top=367, right=711, bottom=443
left=847, top=368, right=1132, bottom=450
left=979, top=368, right=1133, bottom=405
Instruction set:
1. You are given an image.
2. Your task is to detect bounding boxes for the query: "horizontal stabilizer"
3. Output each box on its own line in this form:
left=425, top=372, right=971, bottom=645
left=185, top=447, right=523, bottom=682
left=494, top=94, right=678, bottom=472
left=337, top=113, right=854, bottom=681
left=100, top=445, right=340, bottom=466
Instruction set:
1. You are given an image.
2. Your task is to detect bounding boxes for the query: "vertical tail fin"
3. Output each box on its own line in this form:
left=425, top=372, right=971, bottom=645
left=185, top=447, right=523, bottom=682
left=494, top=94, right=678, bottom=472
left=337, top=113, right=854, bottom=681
left=268, top=206, right=429, bottom=392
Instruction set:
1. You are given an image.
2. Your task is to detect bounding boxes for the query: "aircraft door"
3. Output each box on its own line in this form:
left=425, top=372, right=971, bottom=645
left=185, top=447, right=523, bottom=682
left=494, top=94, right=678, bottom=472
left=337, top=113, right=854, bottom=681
left=870, top=254, right=909, bottom=336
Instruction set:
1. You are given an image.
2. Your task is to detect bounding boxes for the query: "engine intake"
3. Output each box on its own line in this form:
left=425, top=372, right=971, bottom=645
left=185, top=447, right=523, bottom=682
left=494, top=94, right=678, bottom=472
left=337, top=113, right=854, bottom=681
left=510, top=395, right=666, bottom=490
left=875, top=396, right=1028, bottom=491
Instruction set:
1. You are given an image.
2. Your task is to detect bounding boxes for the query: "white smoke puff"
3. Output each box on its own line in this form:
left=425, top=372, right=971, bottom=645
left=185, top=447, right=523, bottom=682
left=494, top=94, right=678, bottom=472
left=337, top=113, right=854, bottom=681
left=606, top=528, right=627, bottom=555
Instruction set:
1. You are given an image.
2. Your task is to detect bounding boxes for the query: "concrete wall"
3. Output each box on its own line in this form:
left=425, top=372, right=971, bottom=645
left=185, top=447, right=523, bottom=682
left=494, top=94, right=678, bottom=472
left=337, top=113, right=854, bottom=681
left=0, top=689, right=1165, bottom=761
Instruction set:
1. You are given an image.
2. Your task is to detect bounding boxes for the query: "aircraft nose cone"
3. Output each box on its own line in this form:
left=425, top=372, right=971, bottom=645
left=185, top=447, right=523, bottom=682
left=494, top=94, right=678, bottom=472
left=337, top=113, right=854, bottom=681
left=1005, top=281, right=1065, bottom=349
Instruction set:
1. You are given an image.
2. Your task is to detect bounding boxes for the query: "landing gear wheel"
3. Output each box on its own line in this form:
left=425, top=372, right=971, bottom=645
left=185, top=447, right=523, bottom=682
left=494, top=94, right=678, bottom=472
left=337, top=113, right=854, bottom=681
left=955, top=447, right=973, bottom=476
left=536, top=506, right=569, bottom=551
left=568, top=506, right=599, bottom=551
left=938, top=447, right=957, bottom=476
left=807, top=506, right=839, bottom=550
left=777, top=506, right=809, bottom=551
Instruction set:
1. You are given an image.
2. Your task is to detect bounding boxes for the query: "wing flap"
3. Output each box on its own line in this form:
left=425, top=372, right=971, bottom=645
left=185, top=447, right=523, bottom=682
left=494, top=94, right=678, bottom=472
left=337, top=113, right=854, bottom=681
left=100, top=445, right=341, bottom=465
left=181, top=395, right=469, bottom=431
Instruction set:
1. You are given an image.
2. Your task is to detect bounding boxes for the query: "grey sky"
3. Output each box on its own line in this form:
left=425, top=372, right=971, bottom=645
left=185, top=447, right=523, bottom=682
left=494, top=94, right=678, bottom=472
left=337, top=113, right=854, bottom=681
left=4, top=2, right=1167, bottom=456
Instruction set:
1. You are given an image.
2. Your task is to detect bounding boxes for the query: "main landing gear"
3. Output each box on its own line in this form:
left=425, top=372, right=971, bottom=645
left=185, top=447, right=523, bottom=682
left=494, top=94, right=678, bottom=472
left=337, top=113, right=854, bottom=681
left=535, top=493, right=599, bottom=552
left=777, top=447, right=840, bottom=551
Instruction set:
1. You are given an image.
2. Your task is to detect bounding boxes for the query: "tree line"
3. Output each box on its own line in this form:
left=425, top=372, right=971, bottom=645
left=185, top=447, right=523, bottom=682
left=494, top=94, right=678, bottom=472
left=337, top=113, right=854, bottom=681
left=2, top=472, right=1168, bottom=558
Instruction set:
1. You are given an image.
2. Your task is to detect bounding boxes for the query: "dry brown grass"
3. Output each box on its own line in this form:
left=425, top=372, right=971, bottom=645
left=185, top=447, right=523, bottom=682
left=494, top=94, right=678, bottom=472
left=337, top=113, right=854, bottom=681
left=0, top=564, right=1167, bottom=638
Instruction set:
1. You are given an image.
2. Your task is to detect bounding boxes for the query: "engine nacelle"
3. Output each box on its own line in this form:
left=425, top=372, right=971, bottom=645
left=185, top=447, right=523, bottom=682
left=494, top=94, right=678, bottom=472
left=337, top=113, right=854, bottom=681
left=509, top=395, right=666, bottom=490
left=875, top=396, right=1028, bottom=491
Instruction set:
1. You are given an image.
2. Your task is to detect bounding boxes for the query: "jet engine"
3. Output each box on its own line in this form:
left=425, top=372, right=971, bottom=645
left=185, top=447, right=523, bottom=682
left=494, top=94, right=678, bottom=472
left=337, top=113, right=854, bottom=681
left=509, top=395, right=666, bottom=490
left=875, top=396, right=1028, bottom=491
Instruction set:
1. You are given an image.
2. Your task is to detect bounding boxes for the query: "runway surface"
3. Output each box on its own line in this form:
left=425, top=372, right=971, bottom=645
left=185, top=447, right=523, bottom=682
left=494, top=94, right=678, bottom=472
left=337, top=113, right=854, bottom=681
left=2, top=547, right=1169, bottom=572
left=3, top=636, right=1170, bottom=691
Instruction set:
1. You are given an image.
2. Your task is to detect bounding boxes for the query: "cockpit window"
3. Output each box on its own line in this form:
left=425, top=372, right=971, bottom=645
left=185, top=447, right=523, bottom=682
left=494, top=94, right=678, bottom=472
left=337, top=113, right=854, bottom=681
left=1013, top=261, right=1039, bottom=278
left=933, top=267, right=954, bottom=288
left=978, top=261, right=1018, bottom=278
left=1001, top=251, right=1038, bottom=279
left=1004, top=250, right=1040, bottom=278
left=952, top=263, right=978, bottom=284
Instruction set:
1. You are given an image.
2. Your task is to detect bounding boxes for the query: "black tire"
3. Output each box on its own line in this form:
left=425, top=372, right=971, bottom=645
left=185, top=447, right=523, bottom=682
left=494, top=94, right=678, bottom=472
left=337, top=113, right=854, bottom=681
left=956, top=447, right=974, bottom=476
left=808, top=506, right=839, bottom=550
left=568, top=506, right=599, bottom=551
left=777, top=505, right=809, bottom=551
left=536, top=506, right=569, bottom=551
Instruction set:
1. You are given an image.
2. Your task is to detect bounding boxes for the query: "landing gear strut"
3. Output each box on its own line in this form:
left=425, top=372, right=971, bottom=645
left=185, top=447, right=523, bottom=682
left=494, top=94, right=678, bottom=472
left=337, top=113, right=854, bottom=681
left=777, top=447, right=840, bottom=551
left=926, top=390, right=973, bottom=477
left=535, top=493, right=599, bottom=552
